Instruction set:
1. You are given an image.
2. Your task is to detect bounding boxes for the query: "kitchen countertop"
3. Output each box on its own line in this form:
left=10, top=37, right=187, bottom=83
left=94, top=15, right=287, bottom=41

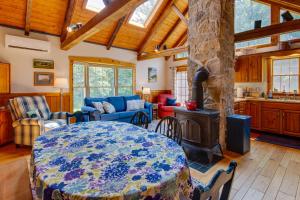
left=234, top=97, right=300, bottom=104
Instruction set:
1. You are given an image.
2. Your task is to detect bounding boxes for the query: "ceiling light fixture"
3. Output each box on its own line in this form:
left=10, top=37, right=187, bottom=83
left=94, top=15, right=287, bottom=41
left=67, top=23, right=83, bottom=33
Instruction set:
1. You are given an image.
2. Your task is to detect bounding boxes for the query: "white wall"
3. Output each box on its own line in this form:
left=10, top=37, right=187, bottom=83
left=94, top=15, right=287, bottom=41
left=136, top=58, right=167, bottom=90
left=165, top=56, right=188, bottom=91
left=0, top=26, right=168, bottom=93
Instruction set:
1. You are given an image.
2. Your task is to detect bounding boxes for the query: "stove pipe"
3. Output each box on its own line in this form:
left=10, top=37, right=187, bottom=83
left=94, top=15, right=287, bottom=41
left=192, top=67, right=209, bottom=110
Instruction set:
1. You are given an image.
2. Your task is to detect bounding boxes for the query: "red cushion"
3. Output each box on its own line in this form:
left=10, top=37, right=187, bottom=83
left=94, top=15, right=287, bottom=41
left=157, top=94, right=175, bottom=106
left=160, top=106, right=176, bottom=112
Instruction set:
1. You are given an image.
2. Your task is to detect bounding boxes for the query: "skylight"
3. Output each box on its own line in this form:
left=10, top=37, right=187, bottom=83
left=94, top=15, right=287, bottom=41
left=129, top=0, right=159, bottom=28
left=86, top=0, right=106, bottom=12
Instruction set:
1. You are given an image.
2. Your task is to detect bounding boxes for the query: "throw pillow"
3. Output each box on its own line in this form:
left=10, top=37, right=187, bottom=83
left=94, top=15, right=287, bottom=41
left=102, top=101, right=116, bottom=114
left=166, top=98, right=177, bottom=106
left=26, top=109, right=41, bottom=118
left=127, top=100, right=145, bottom=111
left=92, top=102, right=105, bottom=114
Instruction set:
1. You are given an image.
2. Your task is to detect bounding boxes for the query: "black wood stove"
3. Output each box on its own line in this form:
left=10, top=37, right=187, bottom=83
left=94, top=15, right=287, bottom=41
left=174, top=67, right=222, bottom=163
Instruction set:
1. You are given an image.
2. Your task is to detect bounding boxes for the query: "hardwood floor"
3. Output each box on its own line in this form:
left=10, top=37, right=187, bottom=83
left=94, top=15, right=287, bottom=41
left=1, top=139, right=300, bottom=200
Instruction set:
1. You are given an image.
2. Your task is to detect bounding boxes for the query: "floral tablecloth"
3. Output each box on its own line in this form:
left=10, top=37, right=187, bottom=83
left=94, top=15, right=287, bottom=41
left=32, top=121, right=193, bottom=200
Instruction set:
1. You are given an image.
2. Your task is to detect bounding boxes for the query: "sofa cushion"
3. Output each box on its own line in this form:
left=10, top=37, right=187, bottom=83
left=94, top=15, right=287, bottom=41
left=92, top=102, right=105, bottom=114
left=127, top=100, right=145, bottom=111
left=100, top=113, right=120, bottom=121
left=108, top=96, right=126, bottom=112
left=102, top=101, right=116, bottom=114
left=85, top=97, right=108, bottom=107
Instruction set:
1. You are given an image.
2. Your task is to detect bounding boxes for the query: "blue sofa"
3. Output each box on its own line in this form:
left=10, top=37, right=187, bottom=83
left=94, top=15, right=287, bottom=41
left=81, top=95, right=153, bottom=123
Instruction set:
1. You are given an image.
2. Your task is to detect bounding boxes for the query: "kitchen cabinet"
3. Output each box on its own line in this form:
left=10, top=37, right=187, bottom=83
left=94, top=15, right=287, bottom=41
left=0, top=63, right=10, bottom=94
left=248, top=102, right=260, bottom=129
left=282, top=110, right=300, bottom=137
left=261, top=108, right=281, bottom=133
left=235, top=55, right=262, bottom=83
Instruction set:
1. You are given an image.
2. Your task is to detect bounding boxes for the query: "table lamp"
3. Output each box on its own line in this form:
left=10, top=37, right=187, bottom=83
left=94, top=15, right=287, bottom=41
left=55, top=77, right=69, bottom=112
left=142, top=87, right=151, bottom=102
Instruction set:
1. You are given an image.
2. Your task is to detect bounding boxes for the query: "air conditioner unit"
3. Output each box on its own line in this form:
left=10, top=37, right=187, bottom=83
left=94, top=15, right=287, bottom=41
left=5, top=34, right=50, bottom=53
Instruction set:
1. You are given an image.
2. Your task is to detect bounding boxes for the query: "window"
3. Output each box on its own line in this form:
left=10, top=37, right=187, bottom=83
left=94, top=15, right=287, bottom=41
left=174, top=52, right=188, bottom=60
left=272, top=58, right=299, bottom=93
left=235, top=0, right=271, bottom=48
left=129, top=0, right=160, bottom=28
left=175, top=66, right=188, bottom=104
left=72, top=60, right=135, bottom=111
left=85, top=0, right=106, bottom=12
left=280, top=10, right=300, bottom=41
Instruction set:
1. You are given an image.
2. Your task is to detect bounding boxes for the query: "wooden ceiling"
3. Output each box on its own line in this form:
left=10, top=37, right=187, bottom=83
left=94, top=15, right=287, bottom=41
left=0, top=0, right=188, bottom=53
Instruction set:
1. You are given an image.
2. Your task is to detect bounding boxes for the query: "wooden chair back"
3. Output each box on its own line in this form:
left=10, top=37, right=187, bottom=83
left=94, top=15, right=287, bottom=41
left=155, top=116, right=182, bottom=145
left=66, top=111, right=90, bottom=125
left=0, top=158, right=33, bottom=200
left=192, top=161, right=237, bottom=200
left=130, top=111, right=149, bottom=129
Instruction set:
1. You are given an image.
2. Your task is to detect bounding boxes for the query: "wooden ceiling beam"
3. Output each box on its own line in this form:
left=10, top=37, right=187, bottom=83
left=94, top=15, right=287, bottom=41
left=171, top=4, right=188, bottom=26
left=138, top=45, right=188, bottom=60
left=61, top=0, right=76, bottom=42
left=235, top=19, right=300, bottom=43
left=159, top=6, right=188, bottom=49
left=24, top=0, right=32, bottom=36
left=137, top=0, right=174, bottom=54
left=257, top=0, right=300, bottom=13
left=106, top=16, right=126, bottom=50
left=61, top=0, right=143, bottom=50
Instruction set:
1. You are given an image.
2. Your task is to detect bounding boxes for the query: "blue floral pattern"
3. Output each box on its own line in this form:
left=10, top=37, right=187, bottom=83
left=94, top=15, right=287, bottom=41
left=32, top=121, right=193, bottom=200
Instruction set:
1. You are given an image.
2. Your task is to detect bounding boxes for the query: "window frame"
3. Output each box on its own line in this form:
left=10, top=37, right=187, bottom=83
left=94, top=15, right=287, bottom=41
left=174, top=65, right=189, bottom=104
left=269, top=56, right=300, bottom=94
left=126, top=0, right=163, bottom=29
left=69, top=56, right=136, bottom=112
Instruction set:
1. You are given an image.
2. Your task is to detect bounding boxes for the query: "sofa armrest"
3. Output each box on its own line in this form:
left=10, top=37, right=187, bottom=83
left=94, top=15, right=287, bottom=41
left=144, top=102, right=153, bottom=122
left=50, top=112, right=67, bottom=120
left=144, top=102, right=153, bottom=109
left=81, top=106, right=97, bottom=112
left=12, top=118, right=43, bottom=127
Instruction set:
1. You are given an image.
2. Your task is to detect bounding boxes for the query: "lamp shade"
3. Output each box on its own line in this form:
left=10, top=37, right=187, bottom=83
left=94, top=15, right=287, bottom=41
left=55, top=77, right=69, bottom=89
left=142, top=87, right=151, bottom=95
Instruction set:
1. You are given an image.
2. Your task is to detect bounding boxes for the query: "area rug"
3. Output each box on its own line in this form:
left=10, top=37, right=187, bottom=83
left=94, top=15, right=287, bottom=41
left=188, top=153, right=223, bottom=173
left=254, top=132, right=300, bottom=150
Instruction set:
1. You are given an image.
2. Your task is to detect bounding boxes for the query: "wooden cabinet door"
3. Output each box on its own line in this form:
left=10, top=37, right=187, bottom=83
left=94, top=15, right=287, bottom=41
left=234, top=57, right=249, bottom=82
left=248, top=102, right=260, bottom=129
left=282, top=110, right=300, bottom=137
left=249, top=55, right=262, bottom=82
left=0, top=110, right=13, bottom=145
left=0, top=63, right=10, bottom=94
left=261, top=108, right=281, bottom=133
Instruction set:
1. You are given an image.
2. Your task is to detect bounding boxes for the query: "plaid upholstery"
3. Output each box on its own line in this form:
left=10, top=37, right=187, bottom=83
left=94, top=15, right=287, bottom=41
left=8, top=96, right=67, bottom=146
left=13, top=96, right=51, bottom=120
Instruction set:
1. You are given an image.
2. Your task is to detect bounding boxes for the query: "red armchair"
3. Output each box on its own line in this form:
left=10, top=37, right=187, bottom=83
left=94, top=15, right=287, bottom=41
left=157, top=94, right=181, bottom=118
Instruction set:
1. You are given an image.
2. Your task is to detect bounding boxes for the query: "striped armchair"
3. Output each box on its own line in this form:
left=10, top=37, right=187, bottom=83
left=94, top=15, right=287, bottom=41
left=8, top=96, right=67, bottom=147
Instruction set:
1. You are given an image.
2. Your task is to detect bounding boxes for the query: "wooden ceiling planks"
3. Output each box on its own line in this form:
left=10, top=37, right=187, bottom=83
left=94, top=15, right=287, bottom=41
left=0, top=0, right=26, bottom=28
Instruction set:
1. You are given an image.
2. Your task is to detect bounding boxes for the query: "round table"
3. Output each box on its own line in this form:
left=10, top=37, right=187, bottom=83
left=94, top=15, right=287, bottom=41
left=32, top=121, right=193, bottom=200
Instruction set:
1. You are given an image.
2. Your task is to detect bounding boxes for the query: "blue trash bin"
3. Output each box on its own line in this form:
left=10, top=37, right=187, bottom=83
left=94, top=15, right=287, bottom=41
left=227, top=114, right=251, bottom=154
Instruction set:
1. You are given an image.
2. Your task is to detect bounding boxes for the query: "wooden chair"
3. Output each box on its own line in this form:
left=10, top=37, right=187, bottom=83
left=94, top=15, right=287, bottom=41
left=66, top=111, right=90, bottom=125
left=155, top=116, right=182, bottom=145
left=0, top=158, right=33, bottom=200
left=130, top=111, right=149, bottom=129
left=192, top=161, right=237, bottom=200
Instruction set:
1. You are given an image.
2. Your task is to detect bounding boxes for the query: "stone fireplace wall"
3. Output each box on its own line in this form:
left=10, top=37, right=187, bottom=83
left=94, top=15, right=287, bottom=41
left=188, top=0, right=235, bottom=148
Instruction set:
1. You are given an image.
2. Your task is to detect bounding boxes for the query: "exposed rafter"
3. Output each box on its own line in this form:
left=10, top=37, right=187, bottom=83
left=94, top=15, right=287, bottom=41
left=107, top=16, right=126, bottom=50
left=270, top=4, right=280, bottom=45
left=171, top=4, right=188, bottom=26
left=61, top=0, right=143, bottom=50
left=159, top=6, right=188, bottom=49
left=137, top=0, right=174, bottom=54
left=24, top=0, right=32, bottom=36
left=138, top=45, right=188, bottom=60
left=258, top=0, right=300, bottom=13
left=235, top=19, right=300, bottom=43
left=61, top=0, right=76, bottom=42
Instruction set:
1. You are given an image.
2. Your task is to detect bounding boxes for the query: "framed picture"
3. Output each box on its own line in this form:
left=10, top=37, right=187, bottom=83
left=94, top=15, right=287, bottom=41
left=34, top=72, right=54, bottom=86
left=33, top=59, right=54, bottom=69
left=148, top=67, right=157, bottom=83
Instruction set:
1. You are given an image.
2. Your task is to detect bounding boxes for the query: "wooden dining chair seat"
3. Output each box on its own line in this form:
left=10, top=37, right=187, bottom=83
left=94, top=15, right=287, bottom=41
left=0, top=158, right=33, bottom=200
left=155, top=116, right=182, bottom=145
left=192, top=161, right=237, bottom=200
left=130, top=111, right=149, bottom=129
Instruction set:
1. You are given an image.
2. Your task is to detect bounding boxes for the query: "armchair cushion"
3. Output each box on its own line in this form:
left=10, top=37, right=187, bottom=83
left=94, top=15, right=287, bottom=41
left=157, top=94, right=175, bottom=106
left=166, top=98, right=177, bottom=106
left=12, top=118, right=43, bottom=127
left=160, top=106, right=177, bottom=112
